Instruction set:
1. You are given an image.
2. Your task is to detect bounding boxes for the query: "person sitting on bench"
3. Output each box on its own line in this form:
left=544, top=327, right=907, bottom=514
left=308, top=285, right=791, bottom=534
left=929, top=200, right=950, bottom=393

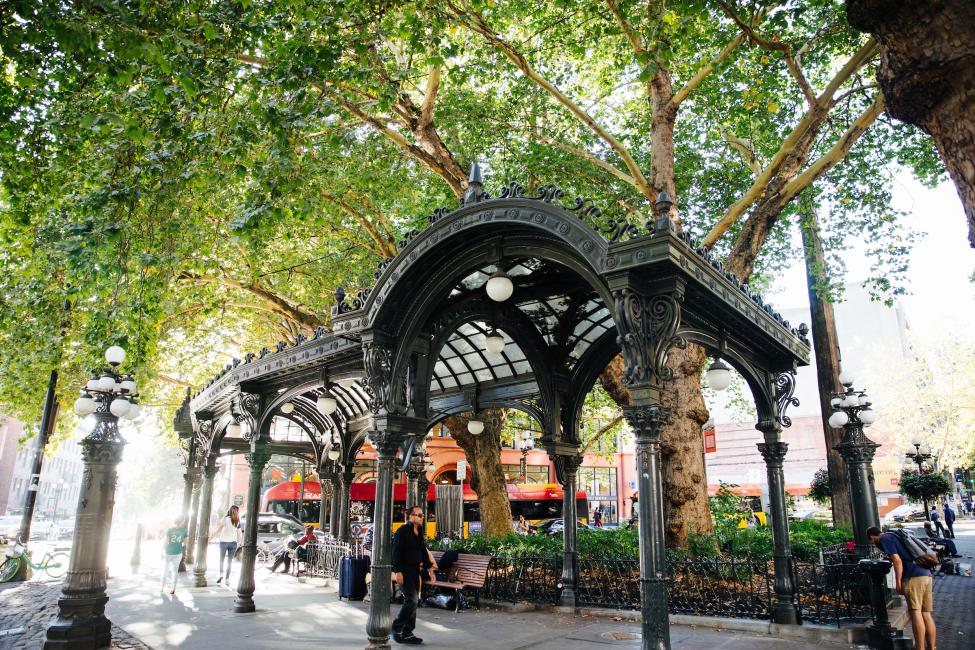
left=270, top=525, right=317, bottom=573
left=923, top=522, right=961, bottom=557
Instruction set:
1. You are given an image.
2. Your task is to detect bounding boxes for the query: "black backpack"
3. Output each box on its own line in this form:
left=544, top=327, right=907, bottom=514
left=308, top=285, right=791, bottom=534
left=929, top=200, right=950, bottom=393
left=890, top=529, right=939, bottom=570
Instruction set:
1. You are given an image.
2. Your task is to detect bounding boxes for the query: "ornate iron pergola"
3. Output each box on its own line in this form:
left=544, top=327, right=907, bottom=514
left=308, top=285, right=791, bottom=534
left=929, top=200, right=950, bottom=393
left=179, top=166, right=809, bottom=649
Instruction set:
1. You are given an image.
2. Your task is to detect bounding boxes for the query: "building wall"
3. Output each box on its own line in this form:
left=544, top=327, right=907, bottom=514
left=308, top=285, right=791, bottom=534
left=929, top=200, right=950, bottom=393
left=3, top=419, right=84, bottom=521
left=0, top=417, right=24, bottom=514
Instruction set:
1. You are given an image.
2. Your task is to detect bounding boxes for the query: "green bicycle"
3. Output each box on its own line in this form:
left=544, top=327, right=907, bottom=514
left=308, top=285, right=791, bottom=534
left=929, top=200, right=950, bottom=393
left=0, top=540, right=70, bottom=582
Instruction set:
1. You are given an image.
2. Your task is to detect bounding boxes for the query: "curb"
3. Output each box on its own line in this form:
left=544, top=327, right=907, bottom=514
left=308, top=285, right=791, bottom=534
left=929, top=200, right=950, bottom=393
left=485, top=599, right=912, bottom=644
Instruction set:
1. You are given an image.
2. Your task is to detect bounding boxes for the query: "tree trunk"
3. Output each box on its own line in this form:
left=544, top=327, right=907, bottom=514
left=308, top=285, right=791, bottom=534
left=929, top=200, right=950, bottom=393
left=443, top=409, right=513, bottom=538
left=847, top=0, right=975, bottom=248
left=659, top=345, right=714, bottom=545
left=800, top=210, right=854, bottom=532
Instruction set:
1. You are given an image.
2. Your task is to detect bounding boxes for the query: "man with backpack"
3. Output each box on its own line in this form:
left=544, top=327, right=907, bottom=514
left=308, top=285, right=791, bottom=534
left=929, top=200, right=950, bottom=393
left=867, top=526, right=937, bottom=650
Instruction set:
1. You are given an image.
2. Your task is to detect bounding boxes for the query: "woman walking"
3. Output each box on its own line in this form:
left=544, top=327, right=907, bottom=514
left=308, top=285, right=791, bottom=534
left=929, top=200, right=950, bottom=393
left=211, top=505, right=241, bottom=584
left=161, top=517, right=188, bottom=595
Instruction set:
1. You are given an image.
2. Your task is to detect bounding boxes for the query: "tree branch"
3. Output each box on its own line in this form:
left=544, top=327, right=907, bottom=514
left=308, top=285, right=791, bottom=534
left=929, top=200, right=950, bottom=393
left=671, top=31, right=748, bottom=108
left=778, top=93, right=885, bottom=204
left=714, top=0, right=816, bottom=107
left=177, top=271, right=322, bottom=327
left=419, top=65, right=441, bottom=129
left=321, top=191, right=398, bottom=257
left=722, top=129, right=762, bottom=176
left=531, top=132, right=636, bottom=186
left=604, top=0, right=647, bottom=57
left=450, top=0, right=653, bottom=199
left=580, top=416, right=624, bottom=453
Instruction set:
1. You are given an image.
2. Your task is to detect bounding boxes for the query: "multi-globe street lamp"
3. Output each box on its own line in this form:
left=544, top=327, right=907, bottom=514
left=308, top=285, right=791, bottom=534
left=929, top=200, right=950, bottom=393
left=45, top=345, right=138, bottom=650
left=828, top=369, right=881, bottom=556
left=905, top=437, right=934, bottom=520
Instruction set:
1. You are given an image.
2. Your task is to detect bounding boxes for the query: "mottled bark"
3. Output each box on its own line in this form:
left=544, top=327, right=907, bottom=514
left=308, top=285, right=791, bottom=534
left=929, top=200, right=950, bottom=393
left=847, top=0, right=975, bottom=248
left=659, top=345, right=714, bottom=544
left=601, top=350, right=713, bottom=546
left=801, top=212, right=853, bottom=531
left=443, top=409, right=513, bottom=538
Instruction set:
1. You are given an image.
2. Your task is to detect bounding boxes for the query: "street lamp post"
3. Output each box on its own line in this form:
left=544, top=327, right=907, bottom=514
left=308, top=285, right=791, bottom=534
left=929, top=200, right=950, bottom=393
left=828, top=370, right=881, bottom=556
left=517, top=431, right=535, bottom=483
left=45, top=346, right=139, bottom=650
left=905, top=438, right=934, bottom=520
left=53, top=479, right=66, bottom=522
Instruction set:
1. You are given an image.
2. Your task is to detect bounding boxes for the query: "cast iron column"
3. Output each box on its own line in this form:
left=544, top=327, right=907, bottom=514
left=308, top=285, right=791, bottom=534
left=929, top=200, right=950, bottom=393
left=234, top=441, right=272, bottom=613
left=338, top=469, right=354, bottom=543
left=184, top=470, right=202, bottom=565
left=622, top=405, right=671, bottom=650
left=555, top=454, right=582, bottom=608
left=44, top=411, right=125, bottom=649
left=177, top=456, right=196, bottom=573
left=319, top=477, right=334, bottom=531
left=405, top=460, right=422, bottom=512
left=366, top=434, right=403, bottom=649
left=330, top=475, right=342, bottom=537
left=193, top=460, right=218, bottom=587
left=836, top=424, right=881, bottom=556
left=417, top=472, right=431, bottom=522
left=756, top=419, right=800, bottom=625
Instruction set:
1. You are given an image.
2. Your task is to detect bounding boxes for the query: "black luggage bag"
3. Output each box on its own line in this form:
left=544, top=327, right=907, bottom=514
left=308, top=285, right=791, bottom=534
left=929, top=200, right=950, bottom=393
left=339, top=555, right=370, bottom=600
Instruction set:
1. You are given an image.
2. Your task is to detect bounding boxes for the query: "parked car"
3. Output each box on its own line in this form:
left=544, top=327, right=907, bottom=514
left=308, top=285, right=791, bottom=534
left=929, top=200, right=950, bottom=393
left=240, top=513, right=305, bottom=548
left=883, top=504, right=926, bottom=525
left=57, top=518, right=76, bottom=540
left=790, top=509, right=833, bottom=524
left=529, top=518, right=591, bottom=536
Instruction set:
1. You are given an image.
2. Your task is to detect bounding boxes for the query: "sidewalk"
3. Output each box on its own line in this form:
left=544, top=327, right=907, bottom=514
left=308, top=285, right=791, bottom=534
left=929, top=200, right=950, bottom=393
left=101, top=567, right=860, bottom=650
left=906, top=519, right=975, bottom=650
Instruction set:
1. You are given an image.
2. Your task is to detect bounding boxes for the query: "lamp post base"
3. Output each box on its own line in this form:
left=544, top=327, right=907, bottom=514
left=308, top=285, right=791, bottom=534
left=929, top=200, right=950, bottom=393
left=44, top=596, right=112, bottom=650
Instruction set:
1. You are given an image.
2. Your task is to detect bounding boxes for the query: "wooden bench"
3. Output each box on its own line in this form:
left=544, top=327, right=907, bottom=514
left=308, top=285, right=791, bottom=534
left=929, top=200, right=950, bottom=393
left=425, top=551, right=491, bottom=611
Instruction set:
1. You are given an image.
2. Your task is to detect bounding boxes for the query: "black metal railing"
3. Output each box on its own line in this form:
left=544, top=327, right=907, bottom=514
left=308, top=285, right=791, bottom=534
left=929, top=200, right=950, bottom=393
left=666, top=555, right=774, bottom=619
left=482, top=554, right=561, bottom=604
left=577, top=557, right=641, bottom=610
left=481, top=551, right=876, bottom=627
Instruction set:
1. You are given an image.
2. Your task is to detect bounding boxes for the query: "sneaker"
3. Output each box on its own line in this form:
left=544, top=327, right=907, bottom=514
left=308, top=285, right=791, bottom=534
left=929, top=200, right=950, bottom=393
left=216, top=577, right=223, bottom=584
left=400, top=635, right=423, bottom=645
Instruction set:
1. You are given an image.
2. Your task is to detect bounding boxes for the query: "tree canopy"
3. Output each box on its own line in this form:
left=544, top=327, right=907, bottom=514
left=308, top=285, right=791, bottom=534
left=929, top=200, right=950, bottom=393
left=0, top=0, right=945, bottom=445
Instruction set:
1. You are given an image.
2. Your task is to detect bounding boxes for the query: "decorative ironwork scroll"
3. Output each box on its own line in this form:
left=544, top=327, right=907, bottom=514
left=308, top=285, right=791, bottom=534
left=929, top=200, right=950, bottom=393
left=614, top=288, right=686, bottom=388
left=363, top=342, right=394, bottom=414
left=775, top=370, right=800, bottom=428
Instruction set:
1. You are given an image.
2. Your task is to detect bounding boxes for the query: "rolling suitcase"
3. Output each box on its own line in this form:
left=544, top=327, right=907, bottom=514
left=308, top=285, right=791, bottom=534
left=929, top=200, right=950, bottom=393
left=339, top=555, right=369, bottom=600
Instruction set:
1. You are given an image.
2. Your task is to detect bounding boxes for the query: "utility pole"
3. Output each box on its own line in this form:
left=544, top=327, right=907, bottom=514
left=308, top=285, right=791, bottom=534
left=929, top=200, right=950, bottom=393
left=801, top=211, right=853, bottom=531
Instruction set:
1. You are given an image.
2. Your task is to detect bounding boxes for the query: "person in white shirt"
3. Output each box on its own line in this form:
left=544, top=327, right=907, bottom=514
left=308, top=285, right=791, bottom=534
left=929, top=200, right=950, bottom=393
left=210, top=505, right=242, bottom=584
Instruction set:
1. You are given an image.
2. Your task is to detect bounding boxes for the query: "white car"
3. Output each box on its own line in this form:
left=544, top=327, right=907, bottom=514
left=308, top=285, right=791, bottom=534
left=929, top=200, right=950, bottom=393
left=0, top=515, right=22, bottom=542
left=883, top=504, right=926, bottom=525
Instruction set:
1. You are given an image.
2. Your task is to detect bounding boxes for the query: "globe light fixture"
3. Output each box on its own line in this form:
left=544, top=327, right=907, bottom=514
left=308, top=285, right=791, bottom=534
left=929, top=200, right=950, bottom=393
left=98, top=375, right=117, bottom=392
left=827, top=410, right=849, bottom=428
left=105, top=346, right=126, bottom=366
left=74, top=395, right=97, bottom=417
left=327, top=447, right=340, bottom=461
left=859, top=409, right=876, bottom=426
left=124, top=403, right=141, bottom=420
left=485, top=330, right=505, bottom=354
left=705, top=359, right=732, bottom=391
left=838, top=368, right=854, bottom=386
left=317, top=395, right=337, bottom=416
left=280, top=401, right=295, bottom=414
left=485, top=271, right=514, bottom=302
left=467, top=419, right=484, bottom=435
left=120, top=378, right=137, bottom=393
left=109, top=399, right=130, bottom=418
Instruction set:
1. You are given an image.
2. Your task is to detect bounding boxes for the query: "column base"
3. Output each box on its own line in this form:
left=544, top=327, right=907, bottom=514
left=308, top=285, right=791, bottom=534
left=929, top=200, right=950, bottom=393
left=44, top=596, right=112, bottom=650
left=233, top=595, right=255, bottom=613
left=365, top=642, right=391, bottom=650
left=559, top=587, right=577, bottom=608
left=771, top=601, right=800, bottom=625
left=867, top=625, right=913, bottom=650
left=193, top=572, right=208, bottom=588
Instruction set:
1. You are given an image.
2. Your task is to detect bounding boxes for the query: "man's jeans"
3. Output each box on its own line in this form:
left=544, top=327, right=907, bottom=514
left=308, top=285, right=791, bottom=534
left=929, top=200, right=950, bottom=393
left=392, top=572, right=420, bottom=638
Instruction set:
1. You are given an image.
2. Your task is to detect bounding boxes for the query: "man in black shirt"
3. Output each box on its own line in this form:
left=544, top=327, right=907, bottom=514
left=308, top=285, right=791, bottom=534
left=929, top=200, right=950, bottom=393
left=391, top=506, right=434, bottom=645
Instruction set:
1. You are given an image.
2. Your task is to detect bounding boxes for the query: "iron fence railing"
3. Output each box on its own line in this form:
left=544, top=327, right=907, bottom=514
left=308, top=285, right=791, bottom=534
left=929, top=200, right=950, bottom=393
left=482, top=554, right=561, bottom=604
left=481, top=551, right=876, bottom=627
left=666, top=555, right=774, bottom=619
left=304, top=539, right=352, bottom=579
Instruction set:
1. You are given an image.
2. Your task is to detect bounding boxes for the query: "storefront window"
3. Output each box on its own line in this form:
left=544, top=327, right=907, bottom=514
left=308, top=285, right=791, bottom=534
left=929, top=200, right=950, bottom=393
left=579, top=467, right=618, bottom=524
left=502, top=464, right=549, bottom=484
